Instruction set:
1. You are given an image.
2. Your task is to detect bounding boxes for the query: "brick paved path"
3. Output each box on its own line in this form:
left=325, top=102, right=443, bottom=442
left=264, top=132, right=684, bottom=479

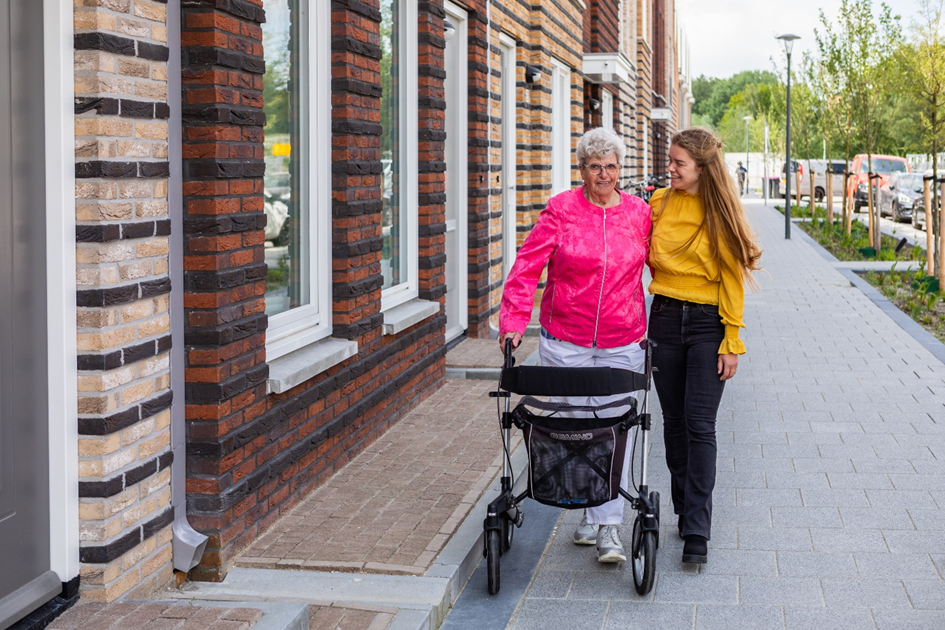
left=46, top=602, right=262, bottom=630
left=446, top=337, right=539, bottom=369
left=237, top=379, right=520, bottom=575
left=506, top=199, right=945, bottom=630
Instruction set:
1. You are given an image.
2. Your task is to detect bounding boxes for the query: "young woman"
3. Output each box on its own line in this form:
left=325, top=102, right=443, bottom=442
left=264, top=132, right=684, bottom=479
left=647, top=128, right=762, bottom=565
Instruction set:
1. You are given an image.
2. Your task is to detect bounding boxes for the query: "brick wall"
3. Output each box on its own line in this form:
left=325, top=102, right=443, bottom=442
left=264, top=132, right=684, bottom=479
left=73, top=0, right=175, bottom=602
left=636, top=0, right=653, bottom=176
left=180, top=0, right=446, bottom=582
left=484, top=0, right=585, bottom=328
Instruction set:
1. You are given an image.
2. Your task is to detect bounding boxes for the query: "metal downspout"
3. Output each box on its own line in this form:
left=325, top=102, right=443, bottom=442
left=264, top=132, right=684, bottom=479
left=167, top=0, right=209, bottom=572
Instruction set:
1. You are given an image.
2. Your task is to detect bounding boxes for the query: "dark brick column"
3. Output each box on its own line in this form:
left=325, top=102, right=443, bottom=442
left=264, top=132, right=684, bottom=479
left=417, top=0, right=447, bottom=307
left=460, top=1, right=492, bottom=337
left=180, top=0, right=269, bottom=581
left=330, top=0, right=385, bottom=342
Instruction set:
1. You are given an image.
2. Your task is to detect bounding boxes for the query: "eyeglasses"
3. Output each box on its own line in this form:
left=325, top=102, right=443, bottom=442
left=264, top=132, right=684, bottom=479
left=583, top=163, right=620, bottom=175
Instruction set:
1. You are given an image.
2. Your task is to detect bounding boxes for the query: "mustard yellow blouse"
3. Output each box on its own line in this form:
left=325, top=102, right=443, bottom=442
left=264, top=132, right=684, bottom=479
left=648, top=187, right=746, bottom=355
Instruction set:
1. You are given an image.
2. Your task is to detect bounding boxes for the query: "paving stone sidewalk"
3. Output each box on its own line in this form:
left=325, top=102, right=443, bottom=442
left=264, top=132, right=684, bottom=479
left=236, top=377, right=517, bottom=575
left=505, top=198, right=945, bottom=630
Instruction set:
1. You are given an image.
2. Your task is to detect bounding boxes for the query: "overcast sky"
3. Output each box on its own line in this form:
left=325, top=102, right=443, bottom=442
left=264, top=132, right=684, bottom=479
left=676, top=0, right=930, bottom=80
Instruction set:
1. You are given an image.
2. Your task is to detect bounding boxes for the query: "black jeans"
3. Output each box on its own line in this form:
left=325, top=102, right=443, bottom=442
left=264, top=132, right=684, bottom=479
left=648, top=294, right=726, bottom=540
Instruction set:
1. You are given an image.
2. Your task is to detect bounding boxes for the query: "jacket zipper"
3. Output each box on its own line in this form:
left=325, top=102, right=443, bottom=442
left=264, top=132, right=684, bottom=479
left=592, top=208, right=607, bottom=348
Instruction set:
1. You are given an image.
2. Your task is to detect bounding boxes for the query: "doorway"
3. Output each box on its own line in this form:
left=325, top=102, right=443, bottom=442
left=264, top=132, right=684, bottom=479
left=499, top=35, right=517, bottom=281
left=0, top=1, right=61, bottom=628
left=443, top=1, right=468, bottom=342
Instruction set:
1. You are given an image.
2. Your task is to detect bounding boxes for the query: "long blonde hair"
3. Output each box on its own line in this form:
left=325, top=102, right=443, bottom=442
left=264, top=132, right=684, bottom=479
left=661, top=128, right=762, bottom=288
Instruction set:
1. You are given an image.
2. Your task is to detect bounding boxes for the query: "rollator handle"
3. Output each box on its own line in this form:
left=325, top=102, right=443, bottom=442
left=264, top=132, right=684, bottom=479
left=503, top=338, right=516, bottom=370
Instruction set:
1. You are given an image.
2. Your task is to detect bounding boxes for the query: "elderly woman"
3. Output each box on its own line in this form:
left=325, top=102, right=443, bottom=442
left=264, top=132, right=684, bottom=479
left=498, top=127, right=651, bottom=563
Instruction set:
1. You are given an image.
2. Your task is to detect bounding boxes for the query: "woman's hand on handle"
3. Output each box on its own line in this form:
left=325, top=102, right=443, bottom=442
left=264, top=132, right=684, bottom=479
left=499, top=332, right=522, bottom=353
left=718, top=353, right=738, bottom=381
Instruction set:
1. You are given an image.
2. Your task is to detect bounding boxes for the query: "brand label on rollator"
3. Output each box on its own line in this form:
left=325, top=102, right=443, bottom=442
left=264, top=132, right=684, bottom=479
left=549, top=432, right=594, bottom=441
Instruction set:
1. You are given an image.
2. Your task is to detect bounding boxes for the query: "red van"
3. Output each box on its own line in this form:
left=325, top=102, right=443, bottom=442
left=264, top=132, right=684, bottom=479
left=846, top=154, right=910, bottom=212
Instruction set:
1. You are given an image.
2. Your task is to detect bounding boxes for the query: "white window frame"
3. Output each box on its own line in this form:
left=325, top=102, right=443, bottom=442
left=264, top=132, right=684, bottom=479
left=380, top=0, right=419, bottom=312
left=601, top=90, right=614, bottom=130
left=550, top=57, right=571, bottom=195
left=265, top=1, right=332, bottom=361
left=499, top=33, right=517, bottom=280
left=45, top=0, right=79, bottom=582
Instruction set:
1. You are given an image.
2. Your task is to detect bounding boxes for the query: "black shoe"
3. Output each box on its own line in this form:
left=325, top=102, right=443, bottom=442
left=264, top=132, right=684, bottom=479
left=682, top=535, right=707, bottom=564
left=677, top=515, right=684, bottom=539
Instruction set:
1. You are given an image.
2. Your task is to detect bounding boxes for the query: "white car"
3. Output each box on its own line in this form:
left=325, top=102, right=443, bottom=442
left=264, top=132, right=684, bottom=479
left=264, top=194, right=289, bottom=245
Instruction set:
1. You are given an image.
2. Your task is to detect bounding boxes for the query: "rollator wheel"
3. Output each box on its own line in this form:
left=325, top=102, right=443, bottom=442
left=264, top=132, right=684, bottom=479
left=501, top=515, right=513, bottom=553
left=631, top=516, right=657, bottom=595
left=486, top=529, right=501, bottom=595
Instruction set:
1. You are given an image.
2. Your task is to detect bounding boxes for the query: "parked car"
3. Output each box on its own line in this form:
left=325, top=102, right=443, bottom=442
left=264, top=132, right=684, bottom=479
left=878, top=172, right=923, bottom=223
left=780, top=160, right=804, bottom=194
left=808, top=159, right=847, bottom=202
left=845, top=154, right=910, bottom=212
left=264, top=191, right=290, bottom=245
left=912, top=173, right=942, bottom=231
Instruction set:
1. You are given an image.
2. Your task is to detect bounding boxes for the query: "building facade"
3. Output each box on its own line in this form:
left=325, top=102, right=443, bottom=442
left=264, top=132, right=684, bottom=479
left=1, top=1, right=691, bottom=627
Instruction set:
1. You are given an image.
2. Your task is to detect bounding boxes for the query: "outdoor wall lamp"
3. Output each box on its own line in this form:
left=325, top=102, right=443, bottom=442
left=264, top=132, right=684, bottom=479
left=525, top=65, right=542, bottom=85
left=444, top=19, right=456, bottom=42
left=589, top=98, right=601, bottom=111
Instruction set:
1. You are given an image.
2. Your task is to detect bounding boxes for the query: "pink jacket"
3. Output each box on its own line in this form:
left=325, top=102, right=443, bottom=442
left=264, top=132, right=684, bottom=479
left=499, top=187, right=651, bottom=348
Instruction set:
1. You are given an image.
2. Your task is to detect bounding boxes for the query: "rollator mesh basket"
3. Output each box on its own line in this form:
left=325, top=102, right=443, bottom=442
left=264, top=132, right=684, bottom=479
left=515, top=408, right=630, bottom=509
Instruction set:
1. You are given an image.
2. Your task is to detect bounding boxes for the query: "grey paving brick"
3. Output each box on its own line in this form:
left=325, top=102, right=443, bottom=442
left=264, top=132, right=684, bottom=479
left=652, top=573, right=738, bottom=604
left=693, top=604, right=783, bottom=630
left=776, top=551, right=858, bottom=578
left=852, top=458, right=917, bottom=474
left=737, top=527, right=812, bottom=552
left=884, top=531, right=945, bottom=554
left=764, top=472, right=830, bottom=490
left=866, top=489, right=939, bottom=509
left=822, top=579, right=913, bottom=609
left=711, top=505, right=773, bottom=529
left=603, top=602, right=695, bottom=629
left=510, top=599, right=608, bottom=630
left=525, top=570, right=574, bottom=599
left=697, top=550, right=777, bottom=577
left=736, top=488, right=803, bottom=507
left=907, top=509, right=945, bottom=531
left=792, top=457, right=856, bottom=473
left=873, top=609, right=945, bottom=630
left=784, top=607, right=877, bottom=630
left=737, top=576, right=825, bottom=606
left=826, top=472, right=895, bottom=490
left=771, top=506, right=842, bottom=529
left=801, top=488, right=870, bottom=507
left=810, top=528, right=889, bottom=553
left=734, top=456, right=795, bottom=473
left=760, top=444, right=819, bottom=458
left=854, top=554, right=940, bottom=580
left=840, top=507, right=915, bottom=530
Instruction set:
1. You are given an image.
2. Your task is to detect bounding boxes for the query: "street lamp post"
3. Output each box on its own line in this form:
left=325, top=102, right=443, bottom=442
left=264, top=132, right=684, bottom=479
left=743, top=115, right=751, bottom=195
left=777, top=34, right=800, bottom=239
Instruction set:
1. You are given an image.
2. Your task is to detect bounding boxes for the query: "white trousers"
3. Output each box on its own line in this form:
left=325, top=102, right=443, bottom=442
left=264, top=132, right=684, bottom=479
left=538, top=332, right=646, bottom=526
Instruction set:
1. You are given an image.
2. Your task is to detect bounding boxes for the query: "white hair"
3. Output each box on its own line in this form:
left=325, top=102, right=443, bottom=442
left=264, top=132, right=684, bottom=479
left=576, top=127, right=625, bottom=165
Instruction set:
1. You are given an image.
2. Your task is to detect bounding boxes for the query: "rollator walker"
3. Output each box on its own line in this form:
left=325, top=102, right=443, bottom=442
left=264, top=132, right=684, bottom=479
left=484, top=338, right=660, bottom=595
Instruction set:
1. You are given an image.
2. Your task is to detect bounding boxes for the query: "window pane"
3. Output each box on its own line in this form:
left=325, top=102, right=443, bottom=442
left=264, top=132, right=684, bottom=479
left=263, top=0, right=309, bottom=316
left=380, top=0, right=405, bottom=289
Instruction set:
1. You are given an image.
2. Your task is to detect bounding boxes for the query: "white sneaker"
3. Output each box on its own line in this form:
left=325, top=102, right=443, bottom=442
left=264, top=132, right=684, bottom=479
left=573, top=512, right=599, bottom=545
left=596, top=525, right=626, bottom=563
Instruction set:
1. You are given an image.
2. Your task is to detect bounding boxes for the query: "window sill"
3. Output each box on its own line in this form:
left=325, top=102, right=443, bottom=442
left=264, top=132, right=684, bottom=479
left=267, top=338, right=358, bottom=395
left=382, top=299, right=440, bottom=336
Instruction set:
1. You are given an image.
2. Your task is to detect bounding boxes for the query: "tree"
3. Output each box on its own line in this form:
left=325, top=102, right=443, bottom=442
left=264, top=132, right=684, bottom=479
left=817, top=0, right=901, bottom=249
left=897, top=0, right=945, bottom=279
left=691, top=71, right=780, bottom=128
